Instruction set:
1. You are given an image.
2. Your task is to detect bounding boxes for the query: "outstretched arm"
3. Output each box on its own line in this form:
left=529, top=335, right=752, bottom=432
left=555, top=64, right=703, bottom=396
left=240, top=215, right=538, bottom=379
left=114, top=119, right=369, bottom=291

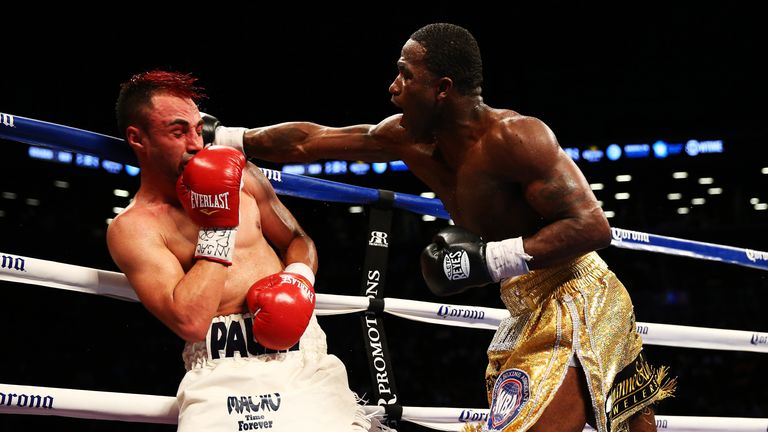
left=241, top=114, right=405, bottom=163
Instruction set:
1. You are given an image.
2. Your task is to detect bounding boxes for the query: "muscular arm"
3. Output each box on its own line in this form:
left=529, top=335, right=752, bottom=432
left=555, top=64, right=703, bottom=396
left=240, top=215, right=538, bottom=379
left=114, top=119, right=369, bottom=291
left=245, top=164, right=318, bottom=272
left=523, top=157, right=611, bottom=267
left=242, top=115, right=405, bottom=163
left=496, top=118, right=611, bottom=268
left=107, top=212, right=226, bottom=342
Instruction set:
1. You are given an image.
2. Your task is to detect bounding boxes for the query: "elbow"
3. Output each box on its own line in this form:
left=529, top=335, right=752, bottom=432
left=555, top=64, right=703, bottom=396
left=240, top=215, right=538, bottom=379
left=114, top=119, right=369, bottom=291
left=306, top=237, right=318, bottom=272
left=589, top=210, right=613, bottom=250
left=294, top=233, right=318, bottom=273
left=595, top=227, right=612, bottom=250
left=574, top=206, right=612, bottom=251
left=173, top=317, right=211, bottom=343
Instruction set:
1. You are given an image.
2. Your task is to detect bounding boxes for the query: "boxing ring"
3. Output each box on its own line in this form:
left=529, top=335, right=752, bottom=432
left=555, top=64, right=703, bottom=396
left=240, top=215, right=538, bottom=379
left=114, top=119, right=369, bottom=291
left=1, top=114, right=767, bottom=431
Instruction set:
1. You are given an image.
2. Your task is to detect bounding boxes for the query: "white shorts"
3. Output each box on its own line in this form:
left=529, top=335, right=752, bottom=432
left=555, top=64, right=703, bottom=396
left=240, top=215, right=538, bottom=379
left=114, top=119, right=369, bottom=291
left=176, top=314, right=376, bottom=432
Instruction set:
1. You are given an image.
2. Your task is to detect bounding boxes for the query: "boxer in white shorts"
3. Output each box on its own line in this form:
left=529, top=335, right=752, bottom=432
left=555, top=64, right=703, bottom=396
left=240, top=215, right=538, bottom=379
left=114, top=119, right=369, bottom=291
left=109, top=71, right=389, bottom=431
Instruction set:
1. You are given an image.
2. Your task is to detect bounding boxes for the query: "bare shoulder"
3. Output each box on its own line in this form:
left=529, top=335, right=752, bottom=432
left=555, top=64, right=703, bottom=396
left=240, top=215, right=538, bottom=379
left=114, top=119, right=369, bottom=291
left=108, top=205, right=150, bottom=239
left=242, top=161, right=275, bottom=198
left=107, top=204, right=166, bottom=259
left=486, top=109, right=561, bottom=176
left=498, top=110, right=558, bottom=152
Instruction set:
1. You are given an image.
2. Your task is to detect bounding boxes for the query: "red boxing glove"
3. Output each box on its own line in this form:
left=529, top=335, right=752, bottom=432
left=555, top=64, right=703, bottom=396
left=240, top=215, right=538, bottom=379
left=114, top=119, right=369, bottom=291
left=176, top=146, right=246, bottom=265
left=246, top=264, right=316, bottom=350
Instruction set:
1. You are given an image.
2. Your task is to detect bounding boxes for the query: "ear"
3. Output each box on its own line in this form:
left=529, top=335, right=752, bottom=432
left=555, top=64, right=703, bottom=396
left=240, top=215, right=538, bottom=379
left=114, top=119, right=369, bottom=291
left=436, top=77, right=453, bottom=100
left=125, top=126, right=145, bottom=151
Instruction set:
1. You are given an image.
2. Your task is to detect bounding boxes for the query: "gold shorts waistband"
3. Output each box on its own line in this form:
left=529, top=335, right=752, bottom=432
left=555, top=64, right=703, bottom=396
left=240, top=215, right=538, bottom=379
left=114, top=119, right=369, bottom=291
left=500, top=252, right=609, bottom=315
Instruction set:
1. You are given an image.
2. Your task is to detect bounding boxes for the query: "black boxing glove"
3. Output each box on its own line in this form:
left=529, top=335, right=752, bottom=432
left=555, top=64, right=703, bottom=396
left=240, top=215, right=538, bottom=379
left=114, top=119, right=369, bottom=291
left=421, top=226, right=532, bottom=296
left=200, top=112, right=246, bottom=152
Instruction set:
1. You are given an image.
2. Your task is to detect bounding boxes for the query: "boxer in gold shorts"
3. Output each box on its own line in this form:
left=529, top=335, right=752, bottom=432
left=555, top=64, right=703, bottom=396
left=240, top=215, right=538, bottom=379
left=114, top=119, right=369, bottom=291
left=205, top=22, right=676, bottom=431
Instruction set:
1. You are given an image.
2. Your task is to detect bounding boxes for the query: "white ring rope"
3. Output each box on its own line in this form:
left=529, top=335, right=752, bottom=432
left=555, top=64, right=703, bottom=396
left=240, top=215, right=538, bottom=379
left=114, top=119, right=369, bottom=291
left=1, top=383, right=766, bottom=431
left=0, top=383, right=176, bottom=424
left=1, top=251, right=766, bottom=353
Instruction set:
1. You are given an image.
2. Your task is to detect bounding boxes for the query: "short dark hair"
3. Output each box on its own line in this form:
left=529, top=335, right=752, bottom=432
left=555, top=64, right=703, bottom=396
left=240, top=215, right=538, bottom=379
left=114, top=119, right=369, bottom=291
left=410, top=23, right=483, bottom=95
left=115, top=70, right=206, bottom=137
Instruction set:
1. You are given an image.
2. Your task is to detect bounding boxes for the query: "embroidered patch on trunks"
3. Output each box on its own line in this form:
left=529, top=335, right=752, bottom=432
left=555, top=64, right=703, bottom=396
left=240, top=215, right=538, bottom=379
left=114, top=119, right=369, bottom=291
left=487, top=368, right=530, bottom=430
left=605, top=350, right=676, bottom=429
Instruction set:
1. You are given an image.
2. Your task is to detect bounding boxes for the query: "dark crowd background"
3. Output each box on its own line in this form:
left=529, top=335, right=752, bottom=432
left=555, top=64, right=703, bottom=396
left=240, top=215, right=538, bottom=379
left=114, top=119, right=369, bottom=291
left=1, top=6, right=767, bottom=431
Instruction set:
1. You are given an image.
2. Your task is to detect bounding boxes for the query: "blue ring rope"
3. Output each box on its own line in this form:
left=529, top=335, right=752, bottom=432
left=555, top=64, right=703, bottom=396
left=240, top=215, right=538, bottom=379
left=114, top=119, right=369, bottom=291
left=1, top=112, right=765, bottom=271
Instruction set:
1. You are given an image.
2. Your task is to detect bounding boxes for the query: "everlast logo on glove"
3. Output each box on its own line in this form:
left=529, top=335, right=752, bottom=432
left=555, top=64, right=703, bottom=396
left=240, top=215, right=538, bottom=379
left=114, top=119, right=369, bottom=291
left=176, top=146, right=245, bottom=265
left=189, top=191, right=231, bottom=212
left=278, top=274, right=315, bottom=303
left=443, top=250, right=470, bottom=280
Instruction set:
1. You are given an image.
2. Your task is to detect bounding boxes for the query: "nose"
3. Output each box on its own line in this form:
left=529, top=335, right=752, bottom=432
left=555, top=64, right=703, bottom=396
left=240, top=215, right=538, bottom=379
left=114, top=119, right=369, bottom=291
left=186, top=130, right=204, bottom=155
left=388, top=74, right=402, bottom=96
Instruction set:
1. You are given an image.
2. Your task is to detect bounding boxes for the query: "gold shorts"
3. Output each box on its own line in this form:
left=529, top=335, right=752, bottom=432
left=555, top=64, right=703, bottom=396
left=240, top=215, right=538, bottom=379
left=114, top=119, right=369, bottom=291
left=478, top=252, right=674, bottom=432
